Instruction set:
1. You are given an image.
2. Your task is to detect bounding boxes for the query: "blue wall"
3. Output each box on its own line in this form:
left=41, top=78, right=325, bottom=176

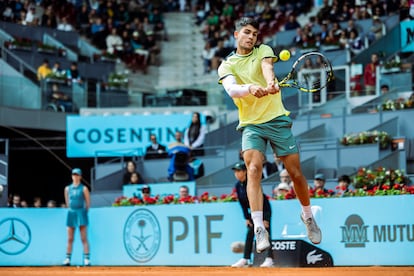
left=1, top=195, right=413, bottom=266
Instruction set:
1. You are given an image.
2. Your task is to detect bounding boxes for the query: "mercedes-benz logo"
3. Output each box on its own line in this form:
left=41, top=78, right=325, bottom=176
left=0, top=218, right=31, bottom=255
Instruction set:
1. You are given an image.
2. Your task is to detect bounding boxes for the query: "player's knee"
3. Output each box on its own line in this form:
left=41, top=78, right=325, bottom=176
left=247, top=163, right=261, bottom=178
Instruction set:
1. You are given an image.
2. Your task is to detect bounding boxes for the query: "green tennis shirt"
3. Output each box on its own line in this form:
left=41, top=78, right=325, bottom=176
left=218, top=44, right=290, bottom=128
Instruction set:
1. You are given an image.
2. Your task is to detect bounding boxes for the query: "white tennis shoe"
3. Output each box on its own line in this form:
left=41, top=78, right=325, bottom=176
left=255, top=226, right=270, bottom=253
left=301, top=213, right=322, bottom=244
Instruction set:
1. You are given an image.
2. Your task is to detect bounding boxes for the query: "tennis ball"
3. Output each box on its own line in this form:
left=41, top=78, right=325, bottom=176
left=279, top=49, right=290, bottom=61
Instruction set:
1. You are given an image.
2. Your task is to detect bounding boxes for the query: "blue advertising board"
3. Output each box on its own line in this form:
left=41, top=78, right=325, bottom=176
left=0, top=196, right=413, bottom=266
left=66, top=114, right=193, bottom=157
left=401, top=20, right=414, bottom=53
left=123, top=182, right=196, bottom=199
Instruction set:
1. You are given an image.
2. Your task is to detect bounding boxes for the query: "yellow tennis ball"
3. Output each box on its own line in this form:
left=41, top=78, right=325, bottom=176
left=279, top=50, right=290, bottom=61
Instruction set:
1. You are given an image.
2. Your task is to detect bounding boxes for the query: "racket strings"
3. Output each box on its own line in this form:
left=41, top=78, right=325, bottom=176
left=279, top=52, right=334, bottom=93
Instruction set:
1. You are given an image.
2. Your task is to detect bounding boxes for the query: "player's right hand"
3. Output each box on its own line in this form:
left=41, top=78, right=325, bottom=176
left=249, top=85, right=268, bottom=98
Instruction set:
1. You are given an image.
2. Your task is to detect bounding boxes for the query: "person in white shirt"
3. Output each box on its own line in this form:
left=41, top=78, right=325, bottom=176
left=106, top=28, right=124, bottom=55
left=57, top=16, right=74, bottom=32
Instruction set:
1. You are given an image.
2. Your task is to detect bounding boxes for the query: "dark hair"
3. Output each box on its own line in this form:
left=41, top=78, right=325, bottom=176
left=187, top=112, right=201, bottom=146
left=235, top=17, right=259, bottom=31
left=338, top=174, right=351, bottom=184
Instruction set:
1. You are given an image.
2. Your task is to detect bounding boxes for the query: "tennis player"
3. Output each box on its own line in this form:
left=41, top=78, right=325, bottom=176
left=218, top=17, right=321, bottom=252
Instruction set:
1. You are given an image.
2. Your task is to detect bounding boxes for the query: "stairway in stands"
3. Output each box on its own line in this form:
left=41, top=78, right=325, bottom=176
left=123, top=11, right=215, bottom=104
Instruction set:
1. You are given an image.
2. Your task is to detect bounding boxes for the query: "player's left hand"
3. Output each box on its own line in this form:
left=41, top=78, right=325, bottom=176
left=266, top=82, right=280, bottom=94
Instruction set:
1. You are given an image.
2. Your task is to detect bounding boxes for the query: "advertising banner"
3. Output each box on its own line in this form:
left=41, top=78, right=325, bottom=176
left=0, top=196, right=413, bottom=266
left=66, top=114, right=192, bottom=157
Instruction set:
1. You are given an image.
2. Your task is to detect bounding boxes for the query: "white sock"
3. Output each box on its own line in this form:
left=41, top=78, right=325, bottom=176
left=302, top=205, right=313, bottom=220
left=251, top=211, right=265, bottom=230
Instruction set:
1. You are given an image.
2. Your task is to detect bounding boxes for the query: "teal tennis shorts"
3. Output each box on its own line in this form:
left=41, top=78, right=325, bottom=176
left=240, top=115, right=298, bottom=157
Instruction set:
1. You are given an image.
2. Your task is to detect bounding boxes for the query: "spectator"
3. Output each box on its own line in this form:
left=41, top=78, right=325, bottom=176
left=52, top=61, right=66, bottom=77
left=336, top=174, right=352, bottom=196
left=90, top=16, right=107, bottom=49
left=272, top=153, right=285, bottom=172
left=2, top=6, right=14, bottom=22
left=201, top=41, right=215, bottom=74
left=262, top=155, right=278, bottom=179
left=41, top=5, right=57, bottom=28
left=67, top=62, right=82, bottom=83
left=368, top=16, right=385, bottom=43
left=37, top=59, right=52, bottom=80
left=143, top=31, right=161, bottom=66
left=75, top=3, right=90, bottom=35
left=178, top=184, right=193, bottom=203
left=211, top=39, right=232, bottom=72
left=141, top=16, right=155, bottom=37
left=24, top=6, right=37, bottom=26
left=141, top=185, right=151, bottom=199
left=20, top=199, right=28, bottom=207
left=347, top=29, right=365, bottom=57
left=47, top=200, right=57, bottom=208
left=184, top=112, right=207, bottom=156
left=33, top=196, right=42, bottom=208
left=338, top=31, right=348, bottom=49
left=16, top=10, right=27, bottom=26
left=129, top=171, right=144, bottom=185
left=364, top=53, right=380, bottom=95
left=105, top=27, right=124, bottom=55
left=344, top=19, right=361, bottom=38
left=9, top=194, right=22, bottom=208
left=380, top=84, right=390, bottom=94
left=57, top=16, right=74, bottom=32
left=145, top=134, right=167, bottom=159
left=47, top=83, right=73, bottom=112
left=149, top=7, right=168, bottom=41
left=188, top=151, right=205, bottom=179
left=279, top=169, right=293, bottom=188
left=310, top=173, right=335, bottom=197
left=230, top=161, right=274, bottom=268
left=167, top=140, right=194, bottom=182
left=63, top=168, right=91, bottom=266
left=284, top=14, right=301, bottom=31
left=119, top=29, right=132, bottom=54
left=273, top=182, right=291, bottom=199
left=122, top=160, right=142, bottom=185
left=168, top=130, right=185, bottom=149
left=130, top=30, right=149, bottom=73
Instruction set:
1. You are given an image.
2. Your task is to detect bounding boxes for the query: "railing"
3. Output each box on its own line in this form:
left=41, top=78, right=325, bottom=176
left=0, top=139, right=8, bottom=186
left=43, top=33, right=78, bottom=62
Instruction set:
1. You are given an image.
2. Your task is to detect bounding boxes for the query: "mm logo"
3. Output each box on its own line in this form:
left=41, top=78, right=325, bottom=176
left=123, top=208, right=161, bottom=263
left=340, top=214, right=369, bottom=248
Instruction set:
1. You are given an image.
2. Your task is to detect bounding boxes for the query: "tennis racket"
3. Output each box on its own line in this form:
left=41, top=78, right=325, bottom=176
left=278, top=51, right=334, bottom=93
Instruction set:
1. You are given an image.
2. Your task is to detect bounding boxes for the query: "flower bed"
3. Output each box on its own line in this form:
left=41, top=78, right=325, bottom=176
left=105, top=72, right=129, bottom=90
left=4, top=37, right=33, bottom=51
left=379, top=97, right=414, bottom=111
left=113, top=191, right=238, bottom=206
left=340, top=130, right=391, bottom=149
left=112, top=167, right=413, bottom=206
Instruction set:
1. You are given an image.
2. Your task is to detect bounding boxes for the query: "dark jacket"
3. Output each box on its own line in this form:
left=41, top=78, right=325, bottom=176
left=235, top=180, right=271, bottom=221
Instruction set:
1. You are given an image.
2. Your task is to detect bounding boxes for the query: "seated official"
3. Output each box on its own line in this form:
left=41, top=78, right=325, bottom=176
left=145, top=134, right=167, bottom=159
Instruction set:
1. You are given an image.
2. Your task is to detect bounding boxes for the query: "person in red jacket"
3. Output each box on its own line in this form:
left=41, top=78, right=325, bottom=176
left=363, top=53, right=380, bottom=95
